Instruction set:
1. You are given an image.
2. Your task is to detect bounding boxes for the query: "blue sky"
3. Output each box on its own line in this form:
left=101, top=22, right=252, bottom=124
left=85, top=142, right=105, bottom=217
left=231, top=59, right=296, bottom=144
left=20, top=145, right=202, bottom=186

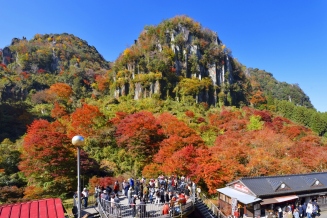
left=1, top=1, right=327, bottom=111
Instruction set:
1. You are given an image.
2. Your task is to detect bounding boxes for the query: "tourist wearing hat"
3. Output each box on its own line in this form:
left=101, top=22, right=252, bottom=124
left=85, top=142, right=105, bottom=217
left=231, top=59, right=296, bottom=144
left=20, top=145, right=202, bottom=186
left=82, top=188, right=89, bottom=208
left=101, top=189, right=109, bottom=201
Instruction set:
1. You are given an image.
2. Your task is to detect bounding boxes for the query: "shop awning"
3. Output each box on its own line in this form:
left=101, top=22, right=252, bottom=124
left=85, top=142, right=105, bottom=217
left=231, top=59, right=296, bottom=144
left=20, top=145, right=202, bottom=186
left=261, top=198, right=278, bottom=205
left=260, top=195, right=298, bottom=205
left=217, top=187, right=261, bottom=204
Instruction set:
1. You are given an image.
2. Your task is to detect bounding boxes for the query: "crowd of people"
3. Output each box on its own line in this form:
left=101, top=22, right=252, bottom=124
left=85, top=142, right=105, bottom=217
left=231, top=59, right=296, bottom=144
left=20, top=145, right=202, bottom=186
left=265, top=200, right=321, bottom=218
left=93, top=175, right=195, bottom=217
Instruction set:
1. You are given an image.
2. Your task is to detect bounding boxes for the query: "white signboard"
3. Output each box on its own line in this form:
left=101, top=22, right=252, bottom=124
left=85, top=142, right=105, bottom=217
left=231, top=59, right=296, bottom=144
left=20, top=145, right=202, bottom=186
left=232, top=197, right=237, bottom=214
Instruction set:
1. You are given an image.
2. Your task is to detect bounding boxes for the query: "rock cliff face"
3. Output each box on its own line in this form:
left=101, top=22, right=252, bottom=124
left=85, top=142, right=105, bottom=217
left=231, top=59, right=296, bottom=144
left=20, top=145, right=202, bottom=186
left=0, top=33, right=110, bottom=102
left=113, top=16, right=249, bottom=106
left=1, top=33, right=109, bottom=74
left=0, top=17, right=250, bottom=107
left=0, top=16, right=314, bottom=111
left=166, top=24, right=230, bottom=83
left=2, top=47, right=12, bottom=66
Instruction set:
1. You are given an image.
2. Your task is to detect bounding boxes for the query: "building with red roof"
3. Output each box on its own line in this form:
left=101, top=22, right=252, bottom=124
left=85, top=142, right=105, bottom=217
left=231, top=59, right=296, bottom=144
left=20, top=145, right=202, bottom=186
left=0, top=198, right=66, bottom=218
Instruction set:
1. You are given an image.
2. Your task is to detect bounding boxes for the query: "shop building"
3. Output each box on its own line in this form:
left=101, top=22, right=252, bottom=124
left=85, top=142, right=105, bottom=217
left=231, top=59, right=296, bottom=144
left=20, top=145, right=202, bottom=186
left=217, top=172, right=327, bottom=217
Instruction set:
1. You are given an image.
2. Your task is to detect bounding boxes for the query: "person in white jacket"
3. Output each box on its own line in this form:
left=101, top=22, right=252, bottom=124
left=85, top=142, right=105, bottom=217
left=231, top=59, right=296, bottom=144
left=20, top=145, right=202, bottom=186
left=306, top=200, right=313, bottom=218
left=82, top=188, right=89, bottom=208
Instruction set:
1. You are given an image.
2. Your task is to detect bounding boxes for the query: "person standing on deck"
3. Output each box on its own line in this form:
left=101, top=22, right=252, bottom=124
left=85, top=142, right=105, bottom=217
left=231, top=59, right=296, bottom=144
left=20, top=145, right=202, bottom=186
left=82, top=188, right=89, bottom=208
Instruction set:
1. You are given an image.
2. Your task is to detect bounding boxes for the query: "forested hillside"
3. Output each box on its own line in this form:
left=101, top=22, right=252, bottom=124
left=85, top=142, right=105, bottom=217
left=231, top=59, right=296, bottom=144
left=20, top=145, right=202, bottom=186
left=0, top=33, right=110, bottom=141
left=248, top=68, right=313, bottom=108
left=1, top=16, right=327, bottom=203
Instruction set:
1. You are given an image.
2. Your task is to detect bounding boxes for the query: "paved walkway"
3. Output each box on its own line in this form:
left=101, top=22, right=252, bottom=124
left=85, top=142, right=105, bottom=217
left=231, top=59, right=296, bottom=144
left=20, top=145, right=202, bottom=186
left=81, top=194, right=169, bottom=217
left=318, top=210, right=327, bottom=217
left=81, top=206, right=98, bottom=217
left=81, top=192, right=194, bottom=218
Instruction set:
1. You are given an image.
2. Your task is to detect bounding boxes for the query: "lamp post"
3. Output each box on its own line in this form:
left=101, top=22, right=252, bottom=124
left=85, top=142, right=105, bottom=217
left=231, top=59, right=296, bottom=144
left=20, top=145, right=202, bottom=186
left=72, top=135, right=85, bottom=218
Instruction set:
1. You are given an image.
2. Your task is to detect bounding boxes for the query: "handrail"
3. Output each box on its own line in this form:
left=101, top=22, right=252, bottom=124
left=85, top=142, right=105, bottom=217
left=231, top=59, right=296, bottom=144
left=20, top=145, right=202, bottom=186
left=96, top=197, right=194, bottom=218
left=68, top=195, right=97, bottom=217
left=97, top=198, right=109, bottom=218
left=199, top=193, right=227, bottom=218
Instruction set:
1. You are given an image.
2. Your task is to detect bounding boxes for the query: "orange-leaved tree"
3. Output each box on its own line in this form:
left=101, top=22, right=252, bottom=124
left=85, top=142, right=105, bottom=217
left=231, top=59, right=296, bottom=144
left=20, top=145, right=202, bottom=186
left=114, top=111, right=164, bottom=176
left=115, top=111, right=164, bottom=161
left=194, top=131, right=248, bottom=194
left=51, top=102, right=68, bottom=119
left=69, top=104, right=106, bottom=138
left=160, top=145, right=198, bottom=176
left=89, top=176, right=113, bottom=193
left=47, top=82, right=73, bottom=101
left=146, top=112, right=204, bottom=177
left=193, top=147, right=227, bottom=194
left=95, top=74, right=109, bottom=92
left=19, top=119, right=76, bottom=199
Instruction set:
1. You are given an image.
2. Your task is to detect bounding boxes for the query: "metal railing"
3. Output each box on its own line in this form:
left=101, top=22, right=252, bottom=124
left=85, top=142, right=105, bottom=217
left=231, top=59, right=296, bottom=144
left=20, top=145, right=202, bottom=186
left=198, top=193, right=227, bottom=218
left=69, top=195, right=97, bottom=217
left=97, top=198, right=194, bottom=218
left=68, top=195, right=96, bottom=209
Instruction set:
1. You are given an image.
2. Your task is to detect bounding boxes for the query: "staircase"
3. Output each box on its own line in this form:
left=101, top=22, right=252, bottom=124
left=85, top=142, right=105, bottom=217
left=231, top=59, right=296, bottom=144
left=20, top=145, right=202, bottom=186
left=195, top=197, right=218, bottom=218
left=194, top=195, right=227, bottom=218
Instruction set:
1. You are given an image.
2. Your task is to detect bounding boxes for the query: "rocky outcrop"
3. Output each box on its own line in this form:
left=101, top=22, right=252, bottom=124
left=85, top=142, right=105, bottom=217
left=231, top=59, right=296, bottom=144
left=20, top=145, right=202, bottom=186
left=2, top=47, right=12, bottom=65
left=0, top=82, right=28, bottom=102
left=169, top=24, right=234, bottom=87
left=133, top=81, right=160, bottom=100
left=11, top=38, right=20, bottom=45
left=113, top=16, right=249, bottom=107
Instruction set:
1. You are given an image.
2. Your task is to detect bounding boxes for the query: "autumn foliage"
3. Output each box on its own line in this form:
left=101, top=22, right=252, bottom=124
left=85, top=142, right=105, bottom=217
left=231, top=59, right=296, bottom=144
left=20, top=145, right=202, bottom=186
left=47, top=83, right=73, bottom=101
left=143, top=113, right=205, bottom=177
left=12, top=102, right=327, bottom=198
left=51, top=102, right=68, bottom=118
left=3, top=18, right=327, bottom=202
left=115, top=111, right=163, bottom=159
left=69, top=104, right=105, bottom=138
left=19, top=119, right=76, bottom=198
left=89, top=176, right=113, bottom=192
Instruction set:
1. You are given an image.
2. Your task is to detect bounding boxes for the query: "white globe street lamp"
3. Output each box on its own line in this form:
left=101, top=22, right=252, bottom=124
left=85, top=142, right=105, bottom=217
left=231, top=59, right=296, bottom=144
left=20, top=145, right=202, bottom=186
left=72, top=135, right=85, bottom=218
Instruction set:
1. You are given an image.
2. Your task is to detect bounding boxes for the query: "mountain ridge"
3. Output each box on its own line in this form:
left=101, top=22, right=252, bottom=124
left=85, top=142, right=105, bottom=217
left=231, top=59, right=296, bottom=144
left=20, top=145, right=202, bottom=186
left=1, top=15, right=327, bottom=204
left=0, top=17, right=312, bottom=110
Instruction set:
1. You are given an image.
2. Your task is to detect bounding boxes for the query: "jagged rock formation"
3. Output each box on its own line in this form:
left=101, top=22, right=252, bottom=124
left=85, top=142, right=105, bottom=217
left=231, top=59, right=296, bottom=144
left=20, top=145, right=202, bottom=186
left=2, top=47, right=12, bottom=66
left=3, top=33, right=109, bottom=73
left=0, top=16, right=313, bottom=109
left=112, top=16, right=250, bottom=107
left=0, top=33, right=110, bottom=102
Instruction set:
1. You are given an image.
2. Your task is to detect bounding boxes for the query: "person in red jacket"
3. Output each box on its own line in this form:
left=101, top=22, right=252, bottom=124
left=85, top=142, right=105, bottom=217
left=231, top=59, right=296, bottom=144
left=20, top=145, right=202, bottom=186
left=162, top=203, right=170, bottom=215
left=113, top=181, right=119, bottom=194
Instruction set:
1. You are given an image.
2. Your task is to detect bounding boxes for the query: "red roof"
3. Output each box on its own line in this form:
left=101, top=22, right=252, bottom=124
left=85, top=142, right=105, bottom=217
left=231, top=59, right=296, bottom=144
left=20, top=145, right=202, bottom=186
left=0, top=198, right=65, bottom=218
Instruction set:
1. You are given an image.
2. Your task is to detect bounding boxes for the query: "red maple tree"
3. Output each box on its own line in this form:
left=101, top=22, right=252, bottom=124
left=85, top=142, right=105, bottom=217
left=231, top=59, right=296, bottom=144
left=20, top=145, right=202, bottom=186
left=69, top=104, right=105, bottom=138
left=19, top=119, right=76, bottom=198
